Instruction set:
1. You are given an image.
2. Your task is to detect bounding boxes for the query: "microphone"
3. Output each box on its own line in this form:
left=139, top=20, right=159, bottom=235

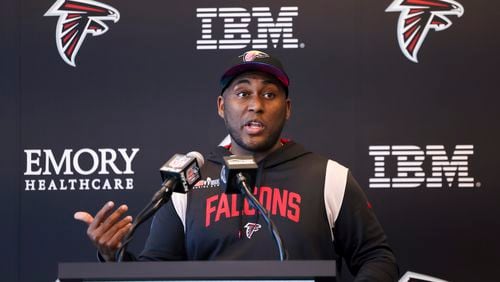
left=220, top=155, right=288, bottom=261
left=159, top=151, right=204, bottom=192
left=150, top=151, right=204, bottom=205
left=116, top=151, right=204, bottom=262
left=220, top=155, right=257, bottom=194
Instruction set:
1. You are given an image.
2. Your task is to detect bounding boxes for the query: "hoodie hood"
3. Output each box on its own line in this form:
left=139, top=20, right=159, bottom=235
left=206, top=140, right=311, bottom=169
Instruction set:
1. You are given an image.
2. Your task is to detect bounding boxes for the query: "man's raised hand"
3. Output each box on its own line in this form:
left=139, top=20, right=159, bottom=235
left=74, top=201, right=133, bottom=261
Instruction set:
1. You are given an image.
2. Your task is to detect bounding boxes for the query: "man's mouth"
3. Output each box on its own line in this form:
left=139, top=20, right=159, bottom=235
left=243, top=120, right=265, bottom=135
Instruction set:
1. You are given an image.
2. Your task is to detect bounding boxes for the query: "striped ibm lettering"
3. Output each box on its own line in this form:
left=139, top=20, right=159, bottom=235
left=369, top=145, right=474, bottom=188
left=196, top=7, right=300, bottom=50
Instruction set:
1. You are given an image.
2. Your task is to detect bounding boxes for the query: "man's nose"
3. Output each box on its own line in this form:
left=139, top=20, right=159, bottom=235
left=247, top=94, right=264, bottom=112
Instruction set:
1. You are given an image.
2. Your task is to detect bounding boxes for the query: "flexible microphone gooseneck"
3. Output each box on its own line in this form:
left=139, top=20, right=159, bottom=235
left=235, top=172, right=288, bottom=261
left=116, top=152, right=204, bottom=262
left=221, top=155, right=288, bottom=261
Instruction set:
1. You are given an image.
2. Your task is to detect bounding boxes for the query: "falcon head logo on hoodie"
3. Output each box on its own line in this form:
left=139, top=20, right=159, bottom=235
left=386, top=0, right=464, bottom=63
left=244, top=222, right=262, bottom=239
left=44, top=0, right=120, bottom=67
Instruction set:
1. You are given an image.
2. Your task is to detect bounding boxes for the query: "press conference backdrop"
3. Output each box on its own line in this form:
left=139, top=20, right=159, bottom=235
left=1, top=0, right=499, bottom=281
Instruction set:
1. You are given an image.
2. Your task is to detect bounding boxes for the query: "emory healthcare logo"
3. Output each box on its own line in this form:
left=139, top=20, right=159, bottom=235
left=24, top=148, right=139, bottom=192
left=44, top=0, right=120, bottom=67
left=386, top=0, right=464, bottom=63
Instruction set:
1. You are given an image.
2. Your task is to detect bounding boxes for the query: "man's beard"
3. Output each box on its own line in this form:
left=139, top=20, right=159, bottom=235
left=224, top=118, right=285, bottom=153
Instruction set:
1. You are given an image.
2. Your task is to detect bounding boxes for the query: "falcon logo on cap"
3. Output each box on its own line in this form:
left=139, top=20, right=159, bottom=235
left=221, top=50, right=289, bottom=96
left=44, top=0, right=120, bottom=67
left=386, top=0, right=464, bottom=63
left=240, top=50, right=270, bottom=62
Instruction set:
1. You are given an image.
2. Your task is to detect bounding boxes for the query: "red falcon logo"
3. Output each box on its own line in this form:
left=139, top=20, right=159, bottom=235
left=240, top=50, right=270, bottom=62
left=44, top=0, right=120, bottom=67
left=244, top=222, right=262, bottom=239
left=386, top=0, right=464, bottom=63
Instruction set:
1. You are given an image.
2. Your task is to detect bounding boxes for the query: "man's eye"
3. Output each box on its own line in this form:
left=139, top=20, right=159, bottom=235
left=263, top=92, right=275, bottom=99
left=236, top=92, right=248, bottom=97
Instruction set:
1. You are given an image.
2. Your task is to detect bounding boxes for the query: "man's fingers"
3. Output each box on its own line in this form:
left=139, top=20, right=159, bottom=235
left=89, top=201, right=115, bottom=231
left=99, top=216, right=133, bottom=244
left=74, top=211, right=94, bottom=225
left=96, top=204, right=129, bottom=234
left=108, top=223, right=133, bottom=249
left=96, top=223, right=133, bottom=261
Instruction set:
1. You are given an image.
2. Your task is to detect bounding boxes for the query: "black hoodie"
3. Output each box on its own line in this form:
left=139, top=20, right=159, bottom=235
left=138, top=141, right=398, bottom=281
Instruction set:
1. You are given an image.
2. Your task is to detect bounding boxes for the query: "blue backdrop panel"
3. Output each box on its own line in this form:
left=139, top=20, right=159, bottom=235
left=0, top=0, right=20, bottom=280
left=2, top=0, right=499, bottom=281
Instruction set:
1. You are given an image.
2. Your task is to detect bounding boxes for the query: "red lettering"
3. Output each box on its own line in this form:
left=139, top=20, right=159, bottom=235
left=230, top=194, right=240, bottom=217
left=205, top=195, right=218, bottom=227
left=215, top=193, right=230, bottom=223
left=243, top=187, right=258, bottom=215
left=287, top=192, right=301, bottom=222
left=209, top=187, right=300, bottom=224
left=259, top=186, right=273, bottom=211
left=272, top=188, right=288, bottom=217
left=243, top=198, right=255, bottom=215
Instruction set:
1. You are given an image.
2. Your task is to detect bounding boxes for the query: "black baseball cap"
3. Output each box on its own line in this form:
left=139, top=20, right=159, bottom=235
left=220, top=50, right=289, bottom=96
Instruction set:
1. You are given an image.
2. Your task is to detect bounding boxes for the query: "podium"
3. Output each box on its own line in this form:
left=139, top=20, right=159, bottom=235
left=57, top=260, right=336, bottom=282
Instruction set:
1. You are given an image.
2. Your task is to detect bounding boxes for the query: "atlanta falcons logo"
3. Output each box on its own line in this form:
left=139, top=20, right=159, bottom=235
left=244, top=222, right=262, bottom=239
left=44, top=0, right=120, bottom=67
left=240, top=50, right=270, bottom=62
left=386, top=0, right=464, bottom=63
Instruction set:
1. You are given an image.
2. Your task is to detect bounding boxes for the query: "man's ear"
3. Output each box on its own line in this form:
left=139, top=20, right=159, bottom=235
left=217, top=96, right=225, bottom=119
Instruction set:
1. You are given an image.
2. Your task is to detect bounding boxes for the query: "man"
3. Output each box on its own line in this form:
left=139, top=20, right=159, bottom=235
left=75, top=50, right=398, bottom=281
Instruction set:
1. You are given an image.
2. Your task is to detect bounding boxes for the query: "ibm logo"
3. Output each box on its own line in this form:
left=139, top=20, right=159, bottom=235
left=196, top=7, right=301, bottom=50
left=369, top=145, right=475, bottom=188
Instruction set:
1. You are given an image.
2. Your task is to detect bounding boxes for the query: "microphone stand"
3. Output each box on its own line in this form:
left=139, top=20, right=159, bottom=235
left=236, top=173, right=288, bottom=261
left=116, top=178, right=176, bottom=262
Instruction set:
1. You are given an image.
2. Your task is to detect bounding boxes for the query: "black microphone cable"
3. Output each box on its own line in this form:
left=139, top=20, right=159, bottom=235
left=116, top=178, right=176, bottom=262
left=236, top=172, right=288, bottom=261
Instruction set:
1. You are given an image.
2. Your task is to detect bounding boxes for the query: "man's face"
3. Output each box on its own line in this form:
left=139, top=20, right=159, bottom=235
left=218, top=71, right=291, bottom=154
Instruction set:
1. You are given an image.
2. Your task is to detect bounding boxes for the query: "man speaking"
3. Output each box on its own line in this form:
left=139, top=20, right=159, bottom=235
left=74, top=50, right=398, bottom=281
